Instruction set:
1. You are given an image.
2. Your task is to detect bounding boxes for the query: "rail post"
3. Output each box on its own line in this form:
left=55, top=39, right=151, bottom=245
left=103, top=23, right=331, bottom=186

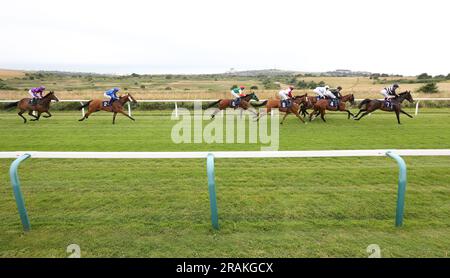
left=127, top=102, right=132, bottom=117
left=80, top=101, right=85, bottom=117
left=9, top=154, right=32, bottom=232
left=174, top=102, right=178, bottom=118
left=386, top=151, right=407, bottom=227
left=206, top=153, right=219, bottom=230
left=415, top=100, right=421, bottom=116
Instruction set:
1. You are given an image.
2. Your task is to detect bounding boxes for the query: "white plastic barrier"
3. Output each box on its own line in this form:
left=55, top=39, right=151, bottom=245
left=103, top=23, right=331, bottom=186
left=3, top=149, right=450, bottom=231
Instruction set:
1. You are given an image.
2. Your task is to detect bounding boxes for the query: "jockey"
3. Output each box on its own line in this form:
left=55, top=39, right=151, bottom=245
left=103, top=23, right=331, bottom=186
left=331, top=86, right=343, bottom=98
left=231, top=86, right=245, bottom=106
left=313, top=85, right=330, bottom=99
left=28, top=86, right=45, bottom=105
left=278, top=86, right=294, bottom=107
left=326, top=86, right=341, bottom=107
left=380, top=84, right=399, bottom=108
left=104, top=87, right=120, bottom=106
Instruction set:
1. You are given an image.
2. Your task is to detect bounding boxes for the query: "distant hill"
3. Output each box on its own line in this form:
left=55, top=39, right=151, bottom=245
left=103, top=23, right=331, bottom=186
left=0, top=69, right=25, bottom=79
left=222, top=68, right=375, bottom=77
left=223, top=69, right=300, bottom=77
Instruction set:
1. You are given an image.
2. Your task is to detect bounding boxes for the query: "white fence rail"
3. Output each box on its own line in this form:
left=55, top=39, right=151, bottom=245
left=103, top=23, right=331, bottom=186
left=1, top=149, right=450, bottom=159
left=1, top=98, right=450, bottom=117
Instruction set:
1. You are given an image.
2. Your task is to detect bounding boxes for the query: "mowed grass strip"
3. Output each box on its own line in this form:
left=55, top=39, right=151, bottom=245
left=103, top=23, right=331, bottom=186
left=0, top=109, right=449, bottom=257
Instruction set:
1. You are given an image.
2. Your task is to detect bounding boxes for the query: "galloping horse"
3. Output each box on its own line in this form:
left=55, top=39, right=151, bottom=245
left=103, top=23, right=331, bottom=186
left=354, top=91, right=414, bottom=124
left=78, top=93, right=137, bottom=124
left=309, top=94, right=355, bottom=122
left=254, top=94, right=308, bottom=124
left=299, top=95, right=322, bottom=117
left=5, top=91, right=59, bottom=123
left=206, top=93, right=260, bottom=119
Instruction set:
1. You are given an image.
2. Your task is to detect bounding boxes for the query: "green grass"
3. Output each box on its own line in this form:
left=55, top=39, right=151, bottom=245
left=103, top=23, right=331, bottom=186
left=0, top=108, right=449, bottom=257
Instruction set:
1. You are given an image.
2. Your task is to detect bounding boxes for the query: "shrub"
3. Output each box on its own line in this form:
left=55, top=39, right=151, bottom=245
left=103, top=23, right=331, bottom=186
left=250, top=85, right=258, bottom=90
left=417, top=82, right=439, bottom=93
left=140, top=85, right=145, bottom=89
left=130, top=73, right=140, bottom=77
left=417, top=73, right=432, bottom=80
left=165, top=87, right=172, bottom=90
left=165, top=75, right=172, bottom=79
left=230, top=85, right=238, bottom=90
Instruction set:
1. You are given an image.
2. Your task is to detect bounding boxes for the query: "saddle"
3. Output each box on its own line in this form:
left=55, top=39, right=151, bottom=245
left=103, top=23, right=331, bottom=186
left=102, top=100, right=117, bottom=107
left=384, top=99, right=393, bottom=110
left=280, top=99, right=292, bottom=108
left=329, top=98, right=339, bottom=107
left=29, top=98, right=39, bottom=105
left=316, top=96, right=326, bottom=101
left=231, top=98, right=241, bottom=108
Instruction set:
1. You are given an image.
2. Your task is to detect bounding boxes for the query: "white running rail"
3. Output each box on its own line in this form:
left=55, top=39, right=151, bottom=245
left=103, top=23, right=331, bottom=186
left=1, top=149, right=450, bottom=159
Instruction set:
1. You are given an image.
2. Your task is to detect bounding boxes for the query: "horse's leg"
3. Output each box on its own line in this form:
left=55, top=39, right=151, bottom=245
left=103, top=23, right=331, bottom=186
left=247, top=107, right=259, bottom=118
left=354, top=109, right=366, bottom=118
left=400, top=109, right=413, bottom=118
left=28, top=110, right=38, bottom=119
left=280, top=112, right=289, bottom=125
left=309, top=108, right=315, bottom=122
left=320, top=108, right=326, bottom=122
left=118, top=110, right=135, bottom=121
left=256, top=107, right=270, bottom=122
left=43, top=111, right=52, bottom=118
left=292, top=107, right=305, bottom=124
left=30, top=111, right=41, bottom=121
left=112, top=112, right=117, bottom=124
left=18, top=110, right=27, bottom=123
left=395, top=108, right=401, bottom=124
left=211, top=108, right=221, bottom=119
left=354, top=111, right=370, bottom=121
left=344, top=110, right=354, bottom=119
left=79, top=111, right=91, bottom=121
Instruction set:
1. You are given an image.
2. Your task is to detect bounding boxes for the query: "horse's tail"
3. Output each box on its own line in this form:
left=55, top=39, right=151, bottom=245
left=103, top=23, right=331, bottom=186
left=78, top=100, right=92, bottom=110
left=251, top=100, right=268, bottom=107
left=4, top=101, right=19, bottom=109
left=358, top=99, right=371, bottom=109
left=206, top=100, right=221, bottom=109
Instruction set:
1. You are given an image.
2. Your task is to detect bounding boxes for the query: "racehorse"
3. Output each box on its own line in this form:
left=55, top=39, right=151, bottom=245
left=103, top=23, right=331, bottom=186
left=354, top=91, right=414, bottom=124
left=254, top=94, right=308, bottom=124
left=206, top=93, right=260, bottom=119
left=4, top=91, right=59, bottom=123
left=299, top=95, right=322, bottom=117
left=309, top=94, right=355, bottom=122
left=78, top=93, right=137, bottom=124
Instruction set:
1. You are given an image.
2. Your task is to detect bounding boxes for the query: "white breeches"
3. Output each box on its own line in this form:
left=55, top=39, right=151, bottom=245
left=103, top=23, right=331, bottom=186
left=313, top=89, right=324, bottom=97
left=279, top=92, right=289, bottom=100
left=323, top=91, right=336, bottom=98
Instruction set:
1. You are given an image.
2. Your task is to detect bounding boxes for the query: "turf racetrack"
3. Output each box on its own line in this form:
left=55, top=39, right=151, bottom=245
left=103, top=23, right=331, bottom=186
left=0, top=108, right=449, bottom=257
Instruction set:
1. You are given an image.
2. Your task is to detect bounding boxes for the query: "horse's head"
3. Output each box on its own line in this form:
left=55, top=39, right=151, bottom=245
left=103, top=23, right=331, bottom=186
left=122, top=93, right=137, bottom=103
left=399, top=91, right=414, bottom=103
left=293, top=93, right=308, bottom=104
left=246, top=93, right=259, bottom=101
left=46, top=91, right=59, bottom=102
left=349, top=94, right=355, bottom=105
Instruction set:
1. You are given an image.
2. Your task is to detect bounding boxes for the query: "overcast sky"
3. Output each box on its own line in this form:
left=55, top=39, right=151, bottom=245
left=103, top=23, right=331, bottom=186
left=1, top=0, right=449, bottom=75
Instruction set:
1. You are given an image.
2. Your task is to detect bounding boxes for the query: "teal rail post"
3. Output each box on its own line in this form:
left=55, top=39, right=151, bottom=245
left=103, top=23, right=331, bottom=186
left=9, top=154, right=31, bottom=232
left=386, top=151, right=407, bottom=227
left=206, top=153, right=219, bottom=230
